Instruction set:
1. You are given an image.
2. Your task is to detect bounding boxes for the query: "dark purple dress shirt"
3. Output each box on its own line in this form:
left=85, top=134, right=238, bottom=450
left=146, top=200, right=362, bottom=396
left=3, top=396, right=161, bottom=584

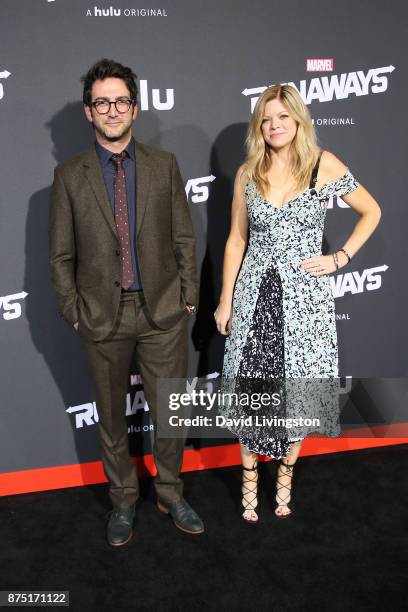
left=95, top=138, right=142, bottom=291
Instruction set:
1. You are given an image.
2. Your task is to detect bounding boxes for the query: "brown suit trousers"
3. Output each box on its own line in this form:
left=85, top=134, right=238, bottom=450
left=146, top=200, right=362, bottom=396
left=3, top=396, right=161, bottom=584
left=83, top=292, right=189, bottom=507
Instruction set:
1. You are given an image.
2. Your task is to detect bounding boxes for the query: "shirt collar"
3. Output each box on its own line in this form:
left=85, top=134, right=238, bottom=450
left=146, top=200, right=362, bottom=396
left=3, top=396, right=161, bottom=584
left=95, top=137, right=135, bottom=167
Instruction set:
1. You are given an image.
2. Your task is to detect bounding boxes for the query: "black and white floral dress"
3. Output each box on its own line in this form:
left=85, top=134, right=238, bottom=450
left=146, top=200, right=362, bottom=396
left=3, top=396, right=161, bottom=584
left=221, top=157, right=359, bottom=458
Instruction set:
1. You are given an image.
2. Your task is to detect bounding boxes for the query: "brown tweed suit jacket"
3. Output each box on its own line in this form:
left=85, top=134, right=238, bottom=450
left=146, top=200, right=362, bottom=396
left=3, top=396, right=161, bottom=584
left=49, top=141, right=198, bottom=341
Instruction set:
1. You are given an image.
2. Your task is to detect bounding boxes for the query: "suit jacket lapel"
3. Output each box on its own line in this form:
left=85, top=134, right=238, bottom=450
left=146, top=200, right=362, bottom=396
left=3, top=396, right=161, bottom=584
left=135, top=142, right=151, bottom=237
left=82, top=147, right=119, bottom=240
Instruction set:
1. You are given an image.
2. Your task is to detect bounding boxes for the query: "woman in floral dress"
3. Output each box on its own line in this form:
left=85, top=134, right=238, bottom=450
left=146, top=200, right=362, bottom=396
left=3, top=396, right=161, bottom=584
left=214, top=85, right=381, bottom=522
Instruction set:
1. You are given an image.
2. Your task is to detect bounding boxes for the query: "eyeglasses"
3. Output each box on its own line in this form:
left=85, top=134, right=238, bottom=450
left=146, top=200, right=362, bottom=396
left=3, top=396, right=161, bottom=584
left=91, top=98, right=135, bottom=115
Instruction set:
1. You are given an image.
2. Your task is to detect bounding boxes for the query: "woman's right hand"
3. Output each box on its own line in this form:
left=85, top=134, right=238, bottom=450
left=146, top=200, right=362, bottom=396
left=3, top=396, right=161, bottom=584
left=214, top=301, right=232, bottom=336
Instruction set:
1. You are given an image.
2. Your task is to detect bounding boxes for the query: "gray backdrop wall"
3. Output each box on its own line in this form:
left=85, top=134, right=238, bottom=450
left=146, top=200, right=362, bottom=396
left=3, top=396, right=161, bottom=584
left=1, top=0, right=406, bottom=481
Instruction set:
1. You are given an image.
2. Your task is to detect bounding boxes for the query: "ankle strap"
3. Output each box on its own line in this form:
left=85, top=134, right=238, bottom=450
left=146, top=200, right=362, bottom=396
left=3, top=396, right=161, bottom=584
left=280, top=460, right=296, bottom=468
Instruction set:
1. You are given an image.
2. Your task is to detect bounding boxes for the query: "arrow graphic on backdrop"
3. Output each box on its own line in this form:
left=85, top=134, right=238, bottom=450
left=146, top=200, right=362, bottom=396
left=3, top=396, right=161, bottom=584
left=185, top=175, right=216, bottom=203
left=241, top=86, right=267, bottom=97
left=0, top=69, right=11, bottom=101
left=0, top=291, right=28, bottom=321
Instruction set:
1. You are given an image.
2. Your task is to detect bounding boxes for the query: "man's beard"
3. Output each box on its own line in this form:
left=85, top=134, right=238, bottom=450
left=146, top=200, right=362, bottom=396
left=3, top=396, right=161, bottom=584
left=93, top=118, right=132, bottom=142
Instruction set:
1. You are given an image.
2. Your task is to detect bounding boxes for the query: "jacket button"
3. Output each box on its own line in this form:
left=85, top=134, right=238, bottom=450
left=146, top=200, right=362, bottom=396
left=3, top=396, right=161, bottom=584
left=114, top=281, right=120, bottom=287
left=115, top=249, right=120, bottom=256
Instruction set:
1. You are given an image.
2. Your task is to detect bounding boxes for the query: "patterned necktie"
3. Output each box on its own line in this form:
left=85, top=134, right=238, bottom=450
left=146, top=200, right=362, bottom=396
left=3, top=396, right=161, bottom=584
left=111, top=151, right=134, bottom=290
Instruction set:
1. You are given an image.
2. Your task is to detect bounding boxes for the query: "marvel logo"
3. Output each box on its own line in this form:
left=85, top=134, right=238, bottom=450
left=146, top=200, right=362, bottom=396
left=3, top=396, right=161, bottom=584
left=306, top=59, right=334, bottom=72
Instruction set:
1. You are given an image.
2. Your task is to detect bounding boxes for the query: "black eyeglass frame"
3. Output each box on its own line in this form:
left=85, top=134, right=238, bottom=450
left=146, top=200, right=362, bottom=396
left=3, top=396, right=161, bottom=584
left=90, top=98, right=136, bottom=115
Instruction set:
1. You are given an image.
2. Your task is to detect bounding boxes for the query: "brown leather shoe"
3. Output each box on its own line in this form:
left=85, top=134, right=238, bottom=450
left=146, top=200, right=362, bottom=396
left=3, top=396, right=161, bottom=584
left=107, top=504, right=135, bottom=547
left=157, top=498, right=204, bottom=534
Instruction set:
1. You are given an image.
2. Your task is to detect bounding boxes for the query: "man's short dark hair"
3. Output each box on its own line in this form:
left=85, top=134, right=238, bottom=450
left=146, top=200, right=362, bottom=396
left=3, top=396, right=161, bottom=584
left=81, top=59, right=138, bottom=107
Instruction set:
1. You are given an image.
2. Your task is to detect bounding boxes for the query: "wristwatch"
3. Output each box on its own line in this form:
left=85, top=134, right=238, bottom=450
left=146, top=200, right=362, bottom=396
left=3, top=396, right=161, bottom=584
left=185, top=303, right=197, bottom=315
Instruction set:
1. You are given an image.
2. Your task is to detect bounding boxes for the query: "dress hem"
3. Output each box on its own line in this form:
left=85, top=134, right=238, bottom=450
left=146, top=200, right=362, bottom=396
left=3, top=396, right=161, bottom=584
left=238, top=436, right=305, bottom=460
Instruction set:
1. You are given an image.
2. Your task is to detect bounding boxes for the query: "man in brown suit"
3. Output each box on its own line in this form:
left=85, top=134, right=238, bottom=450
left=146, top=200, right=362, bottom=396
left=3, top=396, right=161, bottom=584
left=49, top=59, right=204, bottom=546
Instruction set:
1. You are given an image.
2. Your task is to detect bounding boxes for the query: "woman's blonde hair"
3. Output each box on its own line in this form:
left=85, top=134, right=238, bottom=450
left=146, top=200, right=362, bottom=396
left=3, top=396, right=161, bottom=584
left=245, top=84, right=320, bottom=195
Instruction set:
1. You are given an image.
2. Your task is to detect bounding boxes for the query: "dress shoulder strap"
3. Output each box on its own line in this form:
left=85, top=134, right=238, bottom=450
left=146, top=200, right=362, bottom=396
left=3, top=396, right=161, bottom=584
left=309, top=151, right=323, bottom=189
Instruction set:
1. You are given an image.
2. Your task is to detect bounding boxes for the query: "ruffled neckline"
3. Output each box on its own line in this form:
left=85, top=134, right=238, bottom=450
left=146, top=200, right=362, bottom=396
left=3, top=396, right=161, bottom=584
left=247, top=169, right=352, bottom=210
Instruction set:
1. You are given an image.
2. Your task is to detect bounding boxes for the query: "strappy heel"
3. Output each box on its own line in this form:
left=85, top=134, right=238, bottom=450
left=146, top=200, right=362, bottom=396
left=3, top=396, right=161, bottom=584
left=242, top=460, right=259, bottom=523
left=275, top=459, right=295, bottom=519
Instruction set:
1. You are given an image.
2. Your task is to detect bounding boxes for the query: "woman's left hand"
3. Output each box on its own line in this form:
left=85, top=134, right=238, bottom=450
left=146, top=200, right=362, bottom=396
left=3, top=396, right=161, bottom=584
left=300, top=254, right=344, bottom=276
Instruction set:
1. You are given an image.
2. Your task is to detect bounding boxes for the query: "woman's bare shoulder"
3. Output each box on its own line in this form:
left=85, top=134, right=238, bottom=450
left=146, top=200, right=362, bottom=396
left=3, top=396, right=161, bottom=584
left=319, top=150, right=348, bottom=183
left=235, top=163, right=249, bottom=190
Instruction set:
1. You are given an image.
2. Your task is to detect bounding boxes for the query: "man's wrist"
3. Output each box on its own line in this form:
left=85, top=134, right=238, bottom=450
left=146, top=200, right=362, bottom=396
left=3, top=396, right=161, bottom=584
left=185, top=303, right=197, bottom=315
